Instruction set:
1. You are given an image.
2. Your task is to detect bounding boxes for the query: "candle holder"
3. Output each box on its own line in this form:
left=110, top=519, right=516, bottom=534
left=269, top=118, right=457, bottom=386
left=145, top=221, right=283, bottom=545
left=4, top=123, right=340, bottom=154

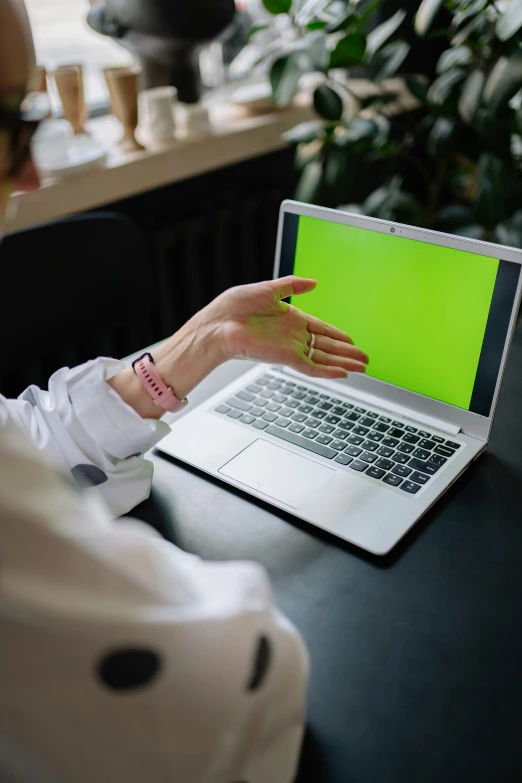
left=104, top=66, right=145, bottom=152
left=52, top=64, right=88, bottom=135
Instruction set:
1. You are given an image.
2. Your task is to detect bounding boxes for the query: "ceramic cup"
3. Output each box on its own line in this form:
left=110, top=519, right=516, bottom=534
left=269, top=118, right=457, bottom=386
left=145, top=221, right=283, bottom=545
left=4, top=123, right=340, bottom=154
left=139, top=85, right=177, bottom=144
left=178, top=102, right=211, bottom=137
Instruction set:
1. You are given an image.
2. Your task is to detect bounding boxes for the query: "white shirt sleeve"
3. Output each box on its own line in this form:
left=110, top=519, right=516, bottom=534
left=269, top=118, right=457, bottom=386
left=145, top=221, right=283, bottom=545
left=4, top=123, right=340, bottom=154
left=0, top=368, right=309, bottom=783
left=5, top=357, right=171, bottom=517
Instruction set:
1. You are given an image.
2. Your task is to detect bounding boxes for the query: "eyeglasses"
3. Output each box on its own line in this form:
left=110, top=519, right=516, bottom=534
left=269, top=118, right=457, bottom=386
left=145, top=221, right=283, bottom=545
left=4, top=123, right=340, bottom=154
left=0, top=92, right=50, bottom=180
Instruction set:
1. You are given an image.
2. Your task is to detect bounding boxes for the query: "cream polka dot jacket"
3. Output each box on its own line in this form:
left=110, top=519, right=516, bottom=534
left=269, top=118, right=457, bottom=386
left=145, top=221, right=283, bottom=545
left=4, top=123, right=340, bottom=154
left=0, top=358, right=309, bottom=783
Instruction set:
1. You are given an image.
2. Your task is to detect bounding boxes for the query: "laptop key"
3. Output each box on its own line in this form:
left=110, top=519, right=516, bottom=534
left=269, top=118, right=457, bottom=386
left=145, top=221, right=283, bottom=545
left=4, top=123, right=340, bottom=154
left=402, top=433, right=420, bottom=444
left=373, top=423, right=389, bottom=433
left=359, top=417, right=374, bottom=427
left=331, top=440, right=345, bottom=450
left=267, top=382, right=282, bottom=390
left=250, top=406, right=264, bottom=417
left=275, top=417, right=291, bottom=428
left=434, top=445, right=455, bottom=458
left=325, top=414, right=341, bottom=425
left=405, top=426, right=417, bottom=433
left=410, top=471, right=430, bottom=484
left=345, top=445, right=362, bottom=457
left=401, top=480, right=420, bottom=494
left=349, top=459, right=367, bottom=472
left=266, top=402, right=281, bottom=413
left=382, top=436, right=399, bottom=448
left=432, top=435, right=445, bottom=443
left=253, top=419, right=268, bottom=429
left=312, top=410, right=327, bottom=420
left=292, top=413, right=307, bottom=423
left=319, top=423, right=335, bottom=434
left=237, top=391, right=256, bottom=402
left=332, top=406, right=346, bottom=416
left=362, top=440, right=378, bottom=452
left=388, top=427, right=404, bottom=439
left=366, top=466, right=386, bottom=480
left=355, top=407, right=367, bottom=414
left=383, top=473, right=402, bottom=487
left=392, top=464, right=412, bottom=478
left=353, top=425, right=369, bottom=436
left=261, top=390, right=275, bottom=398
left=375, top=457, right=394, bottom=471
left=316, top=434, right=333, bottom=445
left=285, top=399, right=300, bottom=409
left=318, top=401, right=333, bottom=411
left=335, top=453, right=353, bottom=465
left=288, top=422, right=305, bottom=433
left=279, top=407, right=294, bottom=417
left=246, top=384, right=262, bottom=394
left=412, top=448, right=430, bottom=460
left=377, top=445, right=394, bottom=458
left=344, top=412, right=360, bottom=422
left=331, top=398, right=342, bottom=404
left=379, top=416, right=391, bottom=423
left=445, top=440, right=461, bottom=449
left=227, top=398, right=252, bottom=412
left=305, top=396, right=320, bottom=405
left=266, top=425, right=336, bottom=459
left=392, top=420, right=404, bottom=427
left=216, top=404, right=231, bottom=414
left=418, top=430, right=430, bottom=438
left=367, top=412, right=378, bottom=419
left=306, top=418, right=321, bottom=428
left=397, top=442, right=415, bottom=454
left=367, top=431, right=383, bottom=442
left=360, top=452, right=377, bottom=464
left=291, top=391, right=307, bottom=400
left=338, top=421, right=354, bottom=431
left=298, top=404, right=313, bottom=414
left=319, top=393, right=330, bottom=399
left=333, top=429, right=349, bottom=440
left=227, top=410, right=243, bottom=420
left=393, top=452, right=410, bottom=464
left=241, top=414, right=256, bottom=424
left=408, top=458, right=440, bottom=475
left=347, top=435, right=364, bottom=446
left=303, top=428, right=318, bottom=439
left=428, top=454, right=447, bottom=467
left=262, top=412, right=278, bottom=422
left=254, top=397, right=268, bottom=407
left=419, top=439, right=437, bottom=450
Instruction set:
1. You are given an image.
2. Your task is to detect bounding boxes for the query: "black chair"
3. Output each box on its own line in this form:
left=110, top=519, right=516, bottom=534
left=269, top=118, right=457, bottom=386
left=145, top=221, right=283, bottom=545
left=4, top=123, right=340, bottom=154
left=0, top=212, right=171, bottom=398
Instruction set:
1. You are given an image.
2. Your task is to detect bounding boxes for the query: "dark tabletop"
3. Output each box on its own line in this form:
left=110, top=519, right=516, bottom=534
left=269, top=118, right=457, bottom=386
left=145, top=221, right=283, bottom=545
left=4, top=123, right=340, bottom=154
left=133, top=326, right=522, bottom=783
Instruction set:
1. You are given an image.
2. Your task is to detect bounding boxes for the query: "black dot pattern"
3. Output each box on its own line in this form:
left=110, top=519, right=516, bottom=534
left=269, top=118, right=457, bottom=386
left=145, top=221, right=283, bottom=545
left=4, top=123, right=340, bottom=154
left=97, top=648, right=161, bottom=691
left=71, top=464, right=108, bottom=488
left=247, top=635, right=271, bottom=691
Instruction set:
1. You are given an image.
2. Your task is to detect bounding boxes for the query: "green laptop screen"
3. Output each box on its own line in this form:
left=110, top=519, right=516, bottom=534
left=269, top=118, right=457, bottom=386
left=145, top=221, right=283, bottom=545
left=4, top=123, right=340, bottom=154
left=280, top=213, right=520, bottom=416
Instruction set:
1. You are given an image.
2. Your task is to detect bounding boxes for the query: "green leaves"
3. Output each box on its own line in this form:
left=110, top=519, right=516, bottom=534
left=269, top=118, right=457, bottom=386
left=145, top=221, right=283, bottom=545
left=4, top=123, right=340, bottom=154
left=329, top=32, right=366, bottom=68
left=261, top=0, right=291, bottom=15
left=366, top=9, right=406, bottom=58
left=436, top=46, right=472, bottom=74
left=313, top=85, right=344, bottom=121
left=295, top=160, right=323, bottom=203
left=405, top=75, right=429, bottom=104
left=428, top=117, right=456, bottom=157
left=483, top=53, right=522, bottom=114
left=496, top=0, right=522, bottom=42
left=270, top=56, right=301, bottom=106
left=283, top=120, right=325, bottom=145
left=458, top=70, right=485, bottom=123
left=427, top=67, right=466, bottom=106
left=415, top=0, right=445, bottom=37
left=370, top=41, right=410, bottom=81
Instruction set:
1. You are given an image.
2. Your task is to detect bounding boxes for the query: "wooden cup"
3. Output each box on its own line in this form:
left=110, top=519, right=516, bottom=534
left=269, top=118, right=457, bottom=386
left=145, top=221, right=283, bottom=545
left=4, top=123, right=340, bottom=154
left=52, top=64, right=87, bottom=135
left=104, top=67, right=145, bottom=152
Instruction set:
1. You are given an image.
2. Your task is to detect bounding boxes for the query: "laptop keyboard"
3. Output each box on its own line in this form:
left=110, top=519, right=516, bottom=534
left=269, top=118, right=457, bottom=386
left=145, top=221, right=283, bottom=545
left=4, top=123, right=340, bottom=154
left=213, top=372, right=462, bottom=495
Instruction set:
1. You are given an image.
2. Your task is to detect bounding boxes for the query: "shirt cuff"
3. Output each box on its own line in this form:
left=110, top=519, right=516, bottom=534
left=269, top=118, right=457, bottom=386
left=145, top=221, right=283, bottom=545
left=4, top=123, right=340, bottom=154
left=66, top=358, right=170, bottom=460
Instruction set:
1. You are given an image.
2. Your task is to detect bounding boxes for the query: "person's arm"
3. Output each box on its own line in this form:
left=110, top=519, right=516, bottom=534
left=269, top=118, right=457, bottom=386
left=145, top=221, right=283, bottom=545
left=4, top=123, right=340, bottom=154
left=0, top=418, right=308, bottom=783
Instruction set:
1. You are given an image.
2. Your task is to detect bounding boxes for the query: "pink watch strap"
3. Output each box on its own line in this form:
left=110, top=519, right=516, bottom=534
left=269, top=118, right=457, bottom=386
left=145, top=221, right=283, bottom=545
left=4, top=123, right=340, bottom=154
left=132, top=353, right=188, bottom=413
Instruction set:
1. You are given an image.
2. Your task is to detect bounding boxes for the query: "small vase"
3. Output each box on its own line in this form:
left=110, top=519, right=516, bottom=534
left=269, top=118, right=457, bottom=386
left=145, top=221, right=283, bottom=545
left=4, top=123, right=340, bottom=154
left=104, top=66, right=145, bottom=152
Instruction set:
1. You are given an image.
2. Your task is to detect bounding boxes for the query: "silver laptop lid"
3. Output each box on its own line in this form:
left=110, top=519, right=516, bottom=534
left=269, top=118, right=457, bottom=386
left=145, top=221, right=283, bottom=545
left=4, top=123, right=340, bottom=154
left=274, top=201, right=522, bottom=441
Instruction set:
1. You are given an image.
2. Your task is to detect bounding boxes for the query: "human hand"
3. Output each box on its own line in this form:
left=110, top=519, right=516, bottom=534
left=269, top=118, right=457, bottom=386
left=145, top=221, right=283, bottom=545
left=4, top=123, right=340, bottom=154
left=207, top=275, right=369, bottom=379
left=110, top=277, right=368, bottom=420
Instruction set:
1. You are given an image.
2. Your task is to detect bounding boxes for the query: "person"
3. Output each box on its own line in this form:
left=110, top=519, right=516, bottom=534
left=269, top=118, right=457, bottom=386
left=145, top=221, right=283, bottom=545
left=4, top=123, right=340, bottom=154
left=0, top=2, right=369, bottom=781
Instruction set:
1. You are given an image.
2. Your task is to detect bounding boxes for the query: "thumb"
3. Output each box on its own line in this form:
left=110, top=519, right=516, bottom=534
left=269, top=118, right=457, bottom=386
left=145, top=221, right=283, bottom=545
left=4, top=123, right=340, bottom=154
left=271, top=275, right=317, bottom=300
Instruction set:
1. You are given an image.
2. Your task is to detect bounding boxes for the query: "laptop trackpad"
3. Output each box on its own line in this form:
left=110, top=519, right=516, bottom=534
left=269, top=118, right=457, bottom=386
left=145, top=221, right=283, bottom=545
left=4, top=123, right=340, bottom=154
left=219, top=439, right=336, bottom=509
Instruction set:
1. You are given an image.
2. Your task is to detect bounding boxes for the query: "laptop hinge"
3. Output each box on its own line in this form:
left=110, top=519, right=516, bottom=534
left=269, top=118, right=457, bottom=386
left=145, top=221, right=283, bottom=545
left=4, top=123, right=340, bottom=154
left=277, top=368, right=461, bottom=436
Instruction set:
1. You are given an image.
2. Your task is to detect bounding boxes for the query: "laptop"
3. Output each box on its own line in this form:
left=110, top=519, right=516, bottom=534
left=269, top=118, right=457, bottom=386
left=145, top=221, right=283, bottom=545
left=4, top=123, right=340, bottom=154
left=157, top=201, right=522, bottom=554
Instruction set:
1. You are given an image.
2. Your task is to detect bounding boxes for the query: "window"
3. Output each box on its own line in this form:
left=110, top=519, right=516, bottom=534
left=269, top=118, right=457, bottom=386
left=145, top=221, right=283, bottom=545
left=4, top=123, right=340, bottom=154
left=25, top=0, right=132, bottom=109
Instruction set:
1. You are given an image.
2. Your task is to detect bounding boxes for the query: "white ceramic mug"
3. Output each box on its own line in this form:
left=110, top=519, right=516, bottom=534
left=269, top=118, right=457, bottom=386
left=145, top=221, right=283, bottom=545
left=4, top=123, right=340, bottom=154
left=139, top=85, right=177, bottom=143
